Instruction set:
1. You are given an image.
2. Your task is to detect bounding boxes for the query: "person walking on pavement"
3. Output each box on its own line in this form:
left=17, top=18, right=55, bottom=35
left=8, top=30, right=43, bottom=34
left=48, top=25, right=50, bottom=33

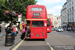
left=0, top=25, right=2, bottom=41
left=69, top=27, right=71, bottom=32
left=13, top=26, right=17, bottom=36
left=0, top=25, right=1, bottom=34
left=68, top=27, right=70, bottom=31
left=72, top=26, right=74, bottom=32
left=74, top=27, right=75, bottom=32
left=16, top=26, right=18, bottom=34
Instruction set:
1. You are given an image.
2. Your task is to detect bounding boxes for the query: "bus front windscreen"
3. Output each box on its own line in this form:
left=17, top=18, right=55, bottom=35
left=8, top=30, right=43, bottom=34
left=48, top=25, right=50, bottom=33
left=32, top=21, right=44, bottom=27
left=47, top=19, right=50, bottom=27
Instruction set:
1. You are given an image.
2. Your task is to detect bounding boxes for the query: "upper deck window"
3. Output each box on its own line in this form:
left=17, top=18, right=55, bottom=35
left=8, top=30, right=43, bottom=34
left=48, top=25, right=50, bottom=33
left=31, top=8, right=42, bottom=11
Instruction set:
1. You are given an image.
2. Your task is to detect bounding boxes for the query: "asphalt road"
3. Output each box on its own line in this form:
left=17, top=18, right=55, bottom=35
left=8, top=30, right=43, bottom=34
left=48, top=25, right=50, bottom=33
left=53, top=31, right=75, bottom=38
left=12, top=31, right=75, bottom=50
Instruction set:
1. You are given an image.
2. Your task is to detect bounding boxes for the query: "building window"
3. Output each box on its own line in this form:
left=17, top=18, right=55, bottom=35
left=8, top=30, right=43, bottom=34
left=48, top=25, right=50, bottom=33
left=72, top=12, right=74, bottom=17
left=67, top=9, right=69, bottom=12
left=70, top=8, right=71, bottom=11
left=68, top=14, right=69, bottom=22
left=72, top=17, right=74, bottom=22
left=70, top=0, right=71, bottom=2
left=67, top=0, right=71, bottom=3
left=70, top=13, right=71, bottom=17
left=69, top=18, right=71, bottom=22
left=70, top=4, right=71, bottom=7
left=72, top=7, right=74, bottom=11
left=72, top=2, right=73, bottom=5
left=69, top=8, right=70, bottom=12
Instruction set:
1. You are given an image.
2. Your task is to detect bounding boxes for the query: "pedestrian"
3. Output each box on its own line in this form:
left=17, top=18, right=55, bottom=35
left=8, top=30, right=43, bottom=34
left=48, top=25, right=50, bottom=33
left=69, top=27, right=71, bottom=32
left=22, top=26, right=25, bottom=34
left=0, top=25, right=1, bottom=34
left=74, top=27, right=75, bottom=32
left=68, top=27, right=69, bottom=31
left=73, top=27, right=74, bottom=32
left=20, top=24, right=22, bottom=32
left=25, top=24, right=31, bottom=38
left=64, top=27, right=67, bottom=31
left=21, top=26, right=26, bottom=40
left=22, top=22, right=25, bottom=29
left=0, top=25, right=2, bottom=41
left=16, top=26, right=18, bottom=34
left=9, top=26, right=13, bottom=33
left=71, top=27, right=73, bottom=32
left=13, top=26, right=17, bottom=36
left=18, top=24, right=20, bottom=30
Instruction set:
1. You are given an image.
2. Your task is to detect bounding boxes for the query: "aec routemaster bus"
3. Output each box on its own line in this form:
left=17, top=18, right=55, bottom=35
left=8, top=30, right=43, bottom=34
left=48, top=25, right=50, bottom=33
left=47, top=18, right=51, bottom=32
left=26, top=5, right=47, bottom=39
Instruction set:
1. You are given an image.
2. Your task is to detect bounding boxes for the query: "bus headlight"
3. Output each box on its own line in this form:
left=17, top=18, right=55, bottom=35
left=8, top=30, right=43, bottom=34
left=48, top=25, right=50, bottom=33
left=47, top=28, right=50, bottom=30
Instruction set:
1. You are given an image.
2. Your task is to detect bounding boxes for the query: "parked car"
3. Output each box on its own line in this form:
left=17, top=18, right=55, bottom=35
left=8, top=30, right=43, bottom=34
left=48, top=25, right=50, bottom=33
left=56, top=27, right=64, bottom=32
left=54, top=27, right=57, bottom=31
left=51, top=27, right=55, bottom=31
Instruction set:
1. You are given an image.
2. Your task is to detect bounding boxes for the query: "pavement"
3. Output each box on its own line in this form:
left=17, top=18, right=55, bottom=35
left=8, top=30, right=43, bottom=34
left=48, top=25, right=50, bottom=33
left=0, top=31, right=21, bottom=50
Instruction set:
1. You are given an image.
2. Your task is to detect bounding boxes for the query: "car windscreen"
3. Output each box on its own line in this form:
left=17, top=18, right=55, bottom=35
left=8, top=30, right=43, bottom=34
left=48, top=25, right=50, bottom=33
left=58, top=27, right=62, bottom=29
left=47, top=19, right=50, bottom=27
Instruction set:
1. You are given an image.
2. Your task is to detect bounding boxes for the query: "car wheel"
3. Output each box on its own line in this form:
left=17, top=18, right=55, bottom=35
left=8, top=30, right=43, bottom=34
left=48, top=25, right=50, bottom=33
left=61, top=31, right=63, bottom=32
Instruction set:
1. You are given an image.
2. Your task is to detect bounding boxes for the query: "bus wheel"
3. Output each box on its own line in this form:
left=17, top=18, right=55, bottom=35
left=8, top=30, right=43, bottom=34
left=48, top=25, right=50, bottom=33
left=47, top=32, right=50, bottom=33
left=24, top=38, right=27, bottom=41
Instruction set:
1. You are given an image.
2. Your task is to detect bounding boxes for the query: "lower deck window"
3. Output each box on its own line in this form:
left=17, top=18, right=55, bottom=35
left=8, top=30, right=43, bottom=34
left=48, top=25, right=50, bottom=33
left=32, top=21, right=44, bottom=27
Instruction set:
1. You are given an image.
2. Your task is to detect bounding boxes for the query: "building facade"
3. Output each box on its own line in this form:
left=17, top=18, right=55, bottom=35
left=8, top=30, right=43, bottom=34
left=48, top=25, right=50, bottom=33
left=47, top=14, right=61, bottom=28
left=47, top=14, right=54, bottom=26
left=61, top=0, right=75, bottom=27
left=67, top=0, right=75, bottom=26
left=61, top=2, right=68, bottom=27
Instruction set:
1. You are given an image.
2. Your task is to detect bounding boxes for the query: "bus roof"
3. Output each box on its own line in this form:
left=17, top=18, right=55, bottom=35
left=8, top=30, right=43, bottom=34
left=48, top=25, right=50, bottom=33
left=27, top=5, right=46, bottom=8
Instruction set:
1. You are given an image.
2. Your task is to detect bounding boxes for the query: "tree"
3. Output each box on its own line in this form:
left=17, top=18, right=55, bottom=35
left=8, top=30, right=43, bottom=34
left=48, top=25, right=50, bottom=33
left=0, top=0, right=9, bottom=23
left=0, top=0, right=37, bottom=22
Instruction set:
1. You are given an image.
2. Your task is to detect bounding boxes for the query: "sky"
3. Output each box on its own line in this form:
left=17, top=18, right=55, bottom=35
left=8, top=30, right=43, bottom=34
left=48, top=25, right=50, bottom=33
left=36, top=0, right=66, bottom=16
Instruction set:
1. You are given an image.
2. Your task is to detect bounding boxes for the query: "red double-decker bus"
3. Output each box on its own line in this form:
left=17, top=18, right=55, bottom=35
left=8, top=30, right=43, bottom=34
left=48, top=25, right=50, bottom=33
left=26, top=5, right=47, bottom=39
left=47, top=18, right=51, bottom=32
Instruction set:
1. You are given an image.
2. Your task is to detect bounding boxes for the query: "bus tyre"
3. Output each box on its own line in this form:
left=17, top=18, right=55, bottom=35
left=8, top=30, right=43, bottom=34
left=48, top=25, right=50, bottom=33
left=43, top=39, right=45, bottom=41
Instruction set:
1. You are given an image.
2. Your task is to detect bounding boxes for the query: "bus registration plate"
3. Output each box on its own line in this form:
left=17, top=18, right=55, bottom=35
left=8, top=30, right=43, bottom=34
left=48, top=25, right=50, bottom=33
left=36, top=34, right=39, bottom=37
left=47, top=28, right=49, bottom=30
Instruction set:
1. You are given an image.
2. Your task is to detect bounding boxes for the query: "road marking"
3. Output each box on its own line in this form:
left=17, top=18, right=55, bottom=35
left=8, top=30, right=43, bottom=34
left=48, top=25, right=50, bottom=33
left=47, top=42, right=54, bottom=50
left=12, top=38, right=25, bottom=50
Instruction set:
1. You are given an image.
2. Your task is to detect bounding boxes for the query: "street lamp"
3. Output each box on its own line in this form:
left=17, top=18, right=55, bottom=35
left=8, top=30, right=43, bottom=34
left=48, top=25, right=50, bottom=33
left=11, top=0, right=13, bottom=23
left=11, top=0, right=13, bottom=9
